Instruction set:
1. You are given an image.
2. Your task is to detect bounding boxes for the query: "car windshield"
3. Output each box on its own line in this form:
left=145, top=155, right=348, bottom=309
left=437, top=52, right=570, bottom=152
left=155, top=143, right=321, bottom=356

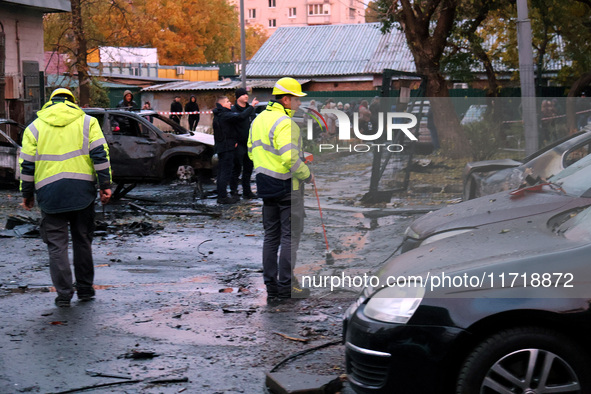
left=550, top=153, right=591, bottom=197
left=556, top=205, right=591, bottom=242
left=150, top=113, right=191, bottom=135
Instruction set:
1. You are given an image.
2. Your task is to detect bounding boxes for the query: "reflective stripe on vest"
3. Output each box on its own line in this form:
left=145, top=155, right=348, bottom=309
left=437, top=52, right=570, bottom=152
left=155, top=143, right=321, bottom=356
left=248, top=115, right=291, bottom=156
left=94, top=162, right=110, bottom=171
left=20, top=174, right=34, bottom=182
left=34, top=115, right=92, bottom=163
left=256, top=167, right=291, bottom=180
left=89, top=137, right=107, bottom=151
left=35, top=172, right=96, bottom=190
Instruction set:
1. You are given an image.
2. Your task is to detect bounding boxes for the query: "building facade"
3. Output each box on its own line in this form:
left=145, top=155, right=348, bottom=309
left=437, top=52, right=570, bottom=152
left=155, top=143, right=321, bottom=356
left=229, top=0, right=365, bottom=33
left=0, top=0, right=70, bottom=124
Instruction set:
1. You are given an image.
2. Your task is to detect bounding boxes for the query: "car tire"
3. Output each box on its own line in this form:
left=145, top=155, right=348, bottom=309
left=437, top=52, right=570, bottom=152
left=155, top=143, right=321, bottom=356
left=456, top=327, right=591, bottom=394
left=463, top=174, right=477, bottom=201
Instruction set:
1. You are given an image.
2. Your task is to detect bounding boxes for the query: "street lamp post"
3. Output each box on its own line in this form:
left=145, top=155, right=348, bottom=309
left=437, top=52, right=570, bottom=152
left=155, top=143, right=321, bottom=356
left=240, top=0, right=247, bottom=89
left=516, top=0, right=539, bottom=156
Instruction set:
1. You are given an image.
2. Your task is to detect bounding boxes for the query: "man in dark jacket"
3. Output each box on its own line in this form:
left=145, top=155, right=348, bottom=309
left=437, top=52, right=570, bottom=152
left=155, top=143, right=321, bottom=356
left=117, top=90, right=138, bottom=109
left=212, top=95, right=258, bottom=204
left=230, top=88, right=257, bottom=199
left=185, top=95, right=200, bottom=131
left=170, top=96, right=183, bottom=124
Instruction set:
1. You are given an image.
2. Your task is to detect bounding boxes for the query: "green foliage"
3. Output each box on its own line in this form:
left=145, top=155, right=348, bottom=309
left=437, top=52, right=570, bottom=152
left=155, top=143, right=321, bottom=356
left=463, top=119, right=503, bottom=161
left=89, top=79, right=110, bottom=108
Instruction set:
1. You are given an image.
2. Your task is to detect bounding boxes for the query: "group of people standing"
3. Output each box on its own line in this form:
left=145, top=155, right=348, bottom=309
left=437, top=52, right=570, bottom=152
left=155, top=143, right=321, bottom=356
left=212, top=88, right=259, bottom=204
left=116, top=90, right=201, bottom=131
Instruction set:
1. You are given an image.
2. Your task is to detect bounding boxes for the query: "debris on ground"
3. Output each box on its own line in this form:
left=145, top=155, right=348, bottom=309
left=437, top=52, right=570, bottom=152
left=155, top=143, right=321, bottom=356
left=265, top=371, right=343, bottom=394
left=120, top=350, right=159, bottom=359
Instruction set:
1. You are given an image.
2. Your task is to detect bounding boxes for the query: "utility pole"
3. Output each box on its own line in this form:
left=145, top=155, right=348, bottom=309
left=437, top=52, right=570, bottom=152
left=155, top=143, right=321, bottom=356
left=516, top=0, right=539, bottom=156
left=240, top=0, right=247, bottom=89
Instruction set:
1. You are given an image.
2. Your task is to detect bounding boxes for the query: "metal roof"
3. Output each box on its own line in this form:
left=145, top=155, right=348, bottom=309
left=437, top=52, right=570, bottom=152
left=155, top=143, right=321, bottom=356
left=246, top=22, right=567, bottom=78
left=141, top=79, right=310, bottom=92
left=246, top=23, right=417, bottom=78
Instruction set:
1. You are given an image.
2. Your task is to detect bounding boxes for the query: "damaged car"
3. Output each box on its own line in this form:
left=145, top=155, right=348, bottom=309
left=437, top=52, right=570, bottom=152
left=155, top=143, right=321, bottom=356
left=82, top=108, right=215, bottom=183
left=344, top=197, right=591, bottom=393
left=401, top=152, right=591, bottom=253
left=463, top=127, right=591, bottom=200
left=0, top=119, right=25, bottom=185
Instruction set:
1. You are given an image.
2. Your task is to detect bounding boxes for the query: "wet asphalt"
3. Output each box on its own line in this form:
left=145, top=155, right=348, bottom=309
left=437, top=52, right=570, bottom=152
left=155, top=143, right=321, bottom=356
left=0, top=153, right=453, bottom=393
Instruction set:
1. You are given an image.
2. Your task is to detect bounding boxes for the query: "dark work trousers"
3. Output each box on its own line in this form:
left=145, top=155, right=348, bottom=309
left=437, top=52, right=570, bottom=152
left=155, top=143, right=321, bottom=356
left=230, top=144, right=254, bottom=196
left=216, top=150, right=235, bottom=199
left=188, top=115, right=199, bottom=131
left=40, top=203, right=96, bottom=298
left=262, top=190, right=304, bottom=296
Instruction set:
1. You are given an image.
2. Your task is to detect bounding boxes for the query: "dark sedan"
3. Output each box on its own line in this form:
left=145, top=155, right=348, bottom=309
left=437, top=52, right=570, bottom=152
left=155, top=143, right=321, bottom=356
left=401, top=152, right=591, bottom=253
left=344, top=201, right=591, bottom=393
left=83, top=108, right=214, bottom=183
left=463, top=128, right=591, bottom=200
left=0, top=119, right=25, bottom=184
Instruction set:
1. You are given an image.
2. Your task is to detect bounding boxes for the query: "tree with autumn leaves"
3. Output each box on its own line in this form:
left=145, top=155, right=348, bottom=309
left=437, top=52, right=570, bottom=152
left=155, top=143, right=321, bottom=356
left=44, top=0, right=267, bottom=105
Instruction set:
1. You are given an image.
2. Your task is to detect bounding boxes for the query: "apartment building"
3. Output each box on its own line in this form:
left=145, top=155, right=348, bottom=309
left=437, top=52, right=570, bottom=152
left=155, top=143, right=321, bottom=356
left=229, top=0, right=365, bottom=33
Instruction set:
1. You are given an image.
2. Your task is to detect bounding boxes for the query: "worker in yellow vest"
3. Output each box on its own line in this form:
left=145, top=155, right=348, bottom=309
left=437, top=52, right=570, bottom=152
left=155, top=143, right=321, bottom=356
left=20, top=88, right=112, bottom=307
left=248, top=77, right=313, bottom=301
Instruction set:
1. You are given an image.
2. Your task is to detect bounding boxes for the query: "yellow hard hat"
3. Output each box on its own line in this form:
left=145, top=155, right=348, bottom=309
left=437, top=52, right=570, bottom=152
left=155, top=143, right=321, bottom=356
left=272, top=77, right=307, bottom=97
left=49, top=88, right=76, bottom=103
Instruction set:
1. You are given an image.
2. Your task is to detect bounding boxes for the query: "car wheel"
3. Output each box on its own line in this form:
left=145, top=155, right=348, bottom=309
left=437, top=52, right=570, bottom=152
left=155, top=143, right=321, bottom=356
left=463, top=174, right=477, bottom=201
left=457, top=327, right=591, bottom=394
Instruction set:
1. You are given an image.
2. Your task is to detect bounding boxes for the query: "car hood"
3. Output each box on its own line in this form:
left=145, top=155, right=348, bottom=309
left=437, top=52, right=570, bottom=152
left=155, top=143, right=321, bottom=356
left=378, top=217, right=591, bottom=298
left=175, top=132, right=214, bottom=147
left=410, top=189, right=590, bottom=239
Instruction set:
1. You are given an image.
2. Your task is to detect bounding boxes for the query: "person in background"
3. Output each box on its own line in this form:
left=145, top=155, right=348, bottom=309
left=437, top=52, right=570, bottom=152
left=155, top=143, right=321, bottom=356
left=20, top=88, right=112, bottom=307
left=185, top=95, right=200, bottom=131
left=170, top=96, right=182, bottom=125
left=212, top=95, right=258, bottom=204
left=230, top=88, right=258, bottom=199
left=117, top=90, right=138, bottom=109
left=142, top=101, right=153, bottom=123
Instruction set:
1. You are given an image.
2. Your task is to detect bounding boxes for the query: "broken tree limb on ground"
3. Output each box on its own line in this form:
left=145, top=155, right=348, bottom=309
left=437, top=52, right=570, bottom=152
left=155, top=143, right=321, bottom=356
left=273, top=332, right=310, bottom=343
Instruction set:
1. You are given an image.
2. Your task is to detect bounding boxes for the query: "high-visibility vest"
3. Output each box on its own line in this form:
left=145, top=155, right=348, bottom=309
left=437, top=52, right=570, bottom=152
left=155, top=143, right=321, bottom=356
left=248, top=101, right=310, bottom=192
left=19, top=100, right=111, bottom=213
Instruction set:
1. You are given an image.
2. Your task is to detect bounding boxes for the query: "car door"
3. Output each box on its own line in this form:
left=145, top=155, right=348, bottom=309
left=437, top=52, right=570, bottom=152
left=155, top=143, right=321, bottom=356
left=107, top=113, right=164, bottom=180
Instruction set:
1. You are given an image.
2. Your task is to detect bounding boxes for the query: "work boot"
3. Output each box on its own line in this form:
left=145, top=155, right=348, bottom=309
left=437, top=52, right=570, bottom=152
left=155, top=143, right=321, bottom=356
left=243, top=192, right=258, bottom=200
left=77, top=287, right=96, bottom=302
left=54, top=294, right=72, bottom=308
left=290, top=284, right=311, bottom=298
left=217, top=196, right=239, bottom=204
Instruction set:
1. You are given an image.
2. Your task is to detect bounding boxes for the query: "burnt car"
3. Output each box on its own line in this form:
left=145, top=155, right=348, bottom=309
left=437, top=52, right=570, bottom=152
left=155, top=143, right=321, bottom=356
left=82, top=108, right=214, bottom=183
left=401, top=153, right=591, bottom=253
left=0, top=119, right=25, bottom=185
left=463, top=128, right=591, bottom=200
left=344, top=200, right=591, bottom=393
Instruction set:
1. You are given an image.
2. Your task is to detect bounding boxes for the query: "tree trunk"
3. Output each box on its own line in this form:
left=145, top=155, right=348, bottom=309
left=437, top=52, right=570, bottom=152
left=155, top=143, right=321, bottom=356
left=394, top=0, right=470, bottom=158
left=423, top=69, right=471, bottom=158
left=71, top=0, right=90, bottom=106
left=566, top=71, right=591, bottom=133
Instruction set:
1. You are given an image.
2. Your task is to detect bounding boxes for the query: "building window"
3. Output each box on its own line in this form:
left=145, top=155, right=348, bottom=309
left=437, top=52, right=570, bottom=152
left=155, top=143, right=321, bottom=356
left=248, top=8, right=256, bottom=19
left=308, top=4, right=330, bottom=15
left=269, top=0, right=276, bottom=8
left=269, top=19, right=276, bottom=28
left=289, top=7, right=297, bottom=18
left=349, top=7, right=355, bottom=19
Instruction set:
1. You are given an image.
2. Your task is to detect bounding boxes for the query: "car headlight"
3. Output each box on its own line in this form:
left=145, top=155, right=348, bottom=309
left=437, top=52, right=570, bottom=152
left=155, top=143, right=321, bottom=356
left=404, top=226, right=420, bottom=240
left=364, top=285, right=425, bottom=324
left=421, top=229, right=473, bottom=246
